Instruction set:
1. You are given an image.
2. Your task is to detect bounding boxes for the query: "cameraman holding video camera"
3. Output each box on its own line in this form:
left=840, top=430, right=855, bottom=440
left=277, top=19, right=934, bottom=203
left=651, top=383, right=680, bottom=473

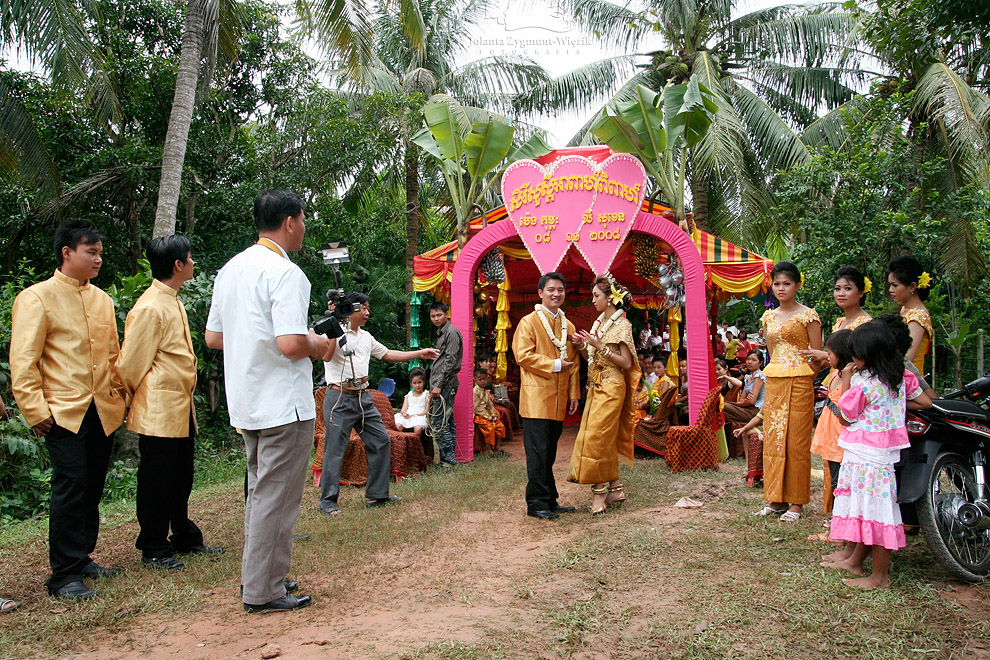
left=318, top=293, right=438, bottom=517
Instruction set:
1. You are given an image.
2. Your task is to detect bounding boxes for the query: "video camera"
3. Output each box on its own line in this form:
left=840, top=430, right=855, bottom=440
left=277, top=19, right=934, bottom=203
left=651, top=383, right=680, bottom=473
left=312, top=290, right=359, bottom=340
left=312, top=241, right=355, bottom=344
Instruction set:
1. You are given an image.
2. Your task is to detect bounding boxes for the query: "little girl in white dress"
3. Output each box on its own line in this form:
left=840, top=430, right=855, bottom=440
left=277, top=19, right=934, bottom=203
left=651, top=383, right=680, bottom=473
left=395, top=368, right=429, bottom=434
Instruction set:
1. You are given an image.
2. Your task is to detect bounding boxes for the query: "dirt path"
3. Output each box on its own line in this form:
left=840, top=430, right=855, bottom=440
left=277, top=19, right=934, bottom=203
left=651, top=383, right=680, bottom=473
left=4, top=427, right=989, bottom=660
left=67, top=429, right=706, bottom=660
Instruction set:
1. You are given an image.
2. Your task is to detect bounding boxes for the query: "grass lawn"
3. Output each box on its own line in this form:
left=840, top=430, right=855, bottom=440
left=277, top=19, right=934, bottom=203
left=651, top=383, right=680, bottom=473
left=0, top=432, right=987, bottom=660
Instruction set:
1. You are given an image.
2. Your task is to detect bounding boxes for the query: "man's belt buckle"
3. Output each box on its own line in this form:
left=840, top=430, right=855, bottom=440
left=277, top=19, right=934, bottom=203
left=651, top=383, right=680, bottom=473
left=343, top=376, right=369, bottom=391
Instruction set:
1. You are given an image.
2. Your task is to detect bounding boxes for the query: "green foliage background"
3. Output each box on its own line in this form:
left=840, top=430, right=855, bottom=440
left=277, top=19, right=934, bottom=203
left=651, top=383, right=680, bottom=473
left=0, top=0, right=448, bottom=521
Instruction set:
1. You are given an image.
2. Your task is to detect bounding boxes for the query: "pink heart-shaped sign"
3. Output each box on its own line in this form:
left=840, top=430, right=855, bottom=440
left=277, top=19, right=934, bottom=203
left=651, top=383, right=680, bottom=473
left=502, top=156, right=595, bottom=274
left=569, top=154, right=647, bottom=275
left=502, top=153, right=647, bottom=276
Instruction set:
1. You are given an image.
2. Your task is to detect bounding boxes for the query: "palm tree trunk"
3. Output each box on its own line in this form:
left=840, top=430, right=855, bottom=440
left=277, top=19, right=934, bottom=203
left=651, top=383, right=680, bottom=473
left=153, top=0, right=206, bottom=238
left=404, top=141, right=421, bottom=344
left=690, top=166, right=708, bottom=233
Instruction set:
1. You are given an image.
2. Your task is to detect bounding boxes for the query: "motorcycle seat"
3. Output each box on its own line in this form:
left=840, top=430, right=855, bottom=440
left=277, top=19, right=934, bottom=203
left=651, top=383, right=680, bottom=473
left=932, top=398, right=989, bottom=420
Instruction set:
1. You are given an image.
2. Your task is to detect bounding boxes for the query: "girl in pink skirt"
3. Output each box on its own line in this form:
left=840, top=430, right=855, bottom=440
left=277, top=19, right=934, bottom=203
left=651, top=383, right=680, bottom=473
left=820, top=321, right=931, bottom=588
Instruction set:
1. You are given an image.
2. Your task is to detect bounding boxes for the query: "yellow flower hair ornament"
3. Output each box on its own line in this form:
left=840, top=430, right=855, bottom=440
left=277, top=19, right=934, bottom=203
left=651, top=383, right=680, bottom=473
left=863, top=277, right=872, bottom=294
left=799, top=273, right=805, bottom=287
left=609, top=284, right=626, bottom=306
left=918, top=271, right=931, bottom=289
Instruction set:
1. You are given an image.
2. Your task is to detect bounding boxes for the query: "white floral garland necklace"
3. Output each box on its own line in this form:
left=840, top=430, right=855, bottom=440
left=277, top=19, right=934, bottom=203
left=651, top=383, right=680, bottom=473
left=588, top=308, right=624, bottom=360
left=534, top=304, right=568, bottom=359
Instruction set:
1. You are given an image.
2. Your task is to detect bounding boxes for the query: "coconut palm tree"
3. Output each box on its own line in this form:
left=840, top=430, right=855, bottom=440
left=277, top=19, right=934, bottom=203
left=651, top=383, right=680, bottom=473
left=300, top=0, right=555, bottom=337
left=517, top=0, right=862, bottom=241
left=152, top=0, right=247, bottom=238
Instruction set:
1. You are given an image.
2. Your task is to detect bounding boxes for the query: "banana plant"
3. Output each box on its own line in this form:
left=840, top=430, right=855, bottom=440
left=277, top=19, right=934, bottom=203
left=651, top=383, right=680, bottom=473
left=591, top=76, right=718, bottom=233
left=412, top=95, right=552, bottom=247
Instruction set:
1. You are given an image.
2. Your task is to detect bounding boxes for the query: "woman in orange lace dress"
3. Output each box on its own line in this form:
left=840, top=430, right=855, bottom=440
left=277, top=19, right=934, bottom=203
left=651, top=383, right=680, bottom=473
left=756, top=262, right=822, bottom=522
left=887, top=256, right=934, bottom=380
left=801, top=265, right=873, bottom=522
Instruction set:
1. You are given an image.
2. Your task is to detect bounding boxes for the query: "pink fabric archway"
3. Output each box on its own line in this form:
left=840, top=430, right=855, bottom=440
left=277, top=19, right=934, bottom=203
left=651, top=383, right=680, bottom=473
left=449, top=212, right=708, bottom=462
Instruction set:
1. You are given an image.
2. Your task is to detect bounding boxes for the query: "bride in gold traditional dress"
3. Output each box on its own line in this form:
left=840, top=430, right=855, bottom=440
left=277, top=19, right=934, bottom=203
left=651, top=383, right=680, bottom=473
left=568, top=276, right=641, bottom=515
left=887, top=256, right=934, bottom=378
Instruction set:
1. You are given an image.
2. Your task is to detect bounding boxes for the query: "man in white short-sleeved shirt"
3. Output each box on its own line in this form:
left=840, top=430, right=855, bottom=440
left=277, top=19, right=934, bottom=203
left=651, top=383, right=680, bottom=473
left=205, top=189, right=330, bottom=614
left=318, top=292, right=437, bottom=515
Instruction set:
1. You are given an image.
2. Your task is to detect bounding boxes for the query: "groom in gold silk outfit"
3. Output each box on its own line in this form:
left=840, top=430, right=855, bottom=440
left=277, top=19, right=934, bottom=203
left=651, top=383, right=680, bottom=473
left=10, top=220, right=126, bottom=600
left=512, top=272, right=580, bottom=520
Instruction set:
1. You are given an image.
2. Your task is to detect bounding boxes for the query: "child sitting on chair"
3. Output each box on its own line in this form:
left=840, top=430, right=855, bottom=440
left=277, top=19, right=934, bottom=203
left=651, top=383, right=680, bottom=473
left=395, top=367, right=429, bottom=436
left=473, top=367, right=506, bottom=456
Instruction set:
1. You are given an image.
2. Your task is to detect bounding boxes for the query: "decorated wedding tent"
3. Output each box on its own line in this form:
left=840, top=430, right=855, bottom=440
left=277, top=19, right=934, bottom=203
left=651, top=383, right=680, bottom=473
left=411, top=146, right=774, bottom=461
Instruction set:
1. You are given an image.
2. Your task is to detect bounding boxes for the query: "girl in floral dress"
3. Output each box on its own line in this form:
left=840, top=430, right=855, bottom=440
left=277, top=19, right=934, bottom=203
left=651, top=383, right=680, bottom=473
left=821, top=321, right=931, bottom=589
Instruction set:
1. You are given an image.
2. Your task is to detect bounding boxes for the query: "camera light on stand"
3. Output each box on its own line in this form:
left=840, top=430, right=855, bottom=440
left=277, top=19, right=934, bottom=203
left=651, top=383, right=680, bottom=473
left=320, top=242, right=350, bottom=266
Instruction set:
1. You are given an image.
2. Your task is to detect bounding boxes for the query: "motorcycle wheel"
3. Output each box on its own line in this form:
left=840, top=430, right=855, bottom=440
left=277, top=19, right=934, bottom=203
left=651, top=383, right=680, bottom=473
left=917, top=451, right=990, bottom=582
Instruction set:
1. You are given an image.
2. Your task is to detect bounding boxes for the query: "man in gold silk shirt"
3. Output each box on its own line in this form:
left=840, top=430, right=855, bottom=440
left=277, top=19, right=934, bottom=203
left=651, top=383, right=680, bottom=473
left=10, top=220, right=126, bottom=600
left=512, top=272, right=580, bottom=521
left=117, top=235, right=223, bottom=572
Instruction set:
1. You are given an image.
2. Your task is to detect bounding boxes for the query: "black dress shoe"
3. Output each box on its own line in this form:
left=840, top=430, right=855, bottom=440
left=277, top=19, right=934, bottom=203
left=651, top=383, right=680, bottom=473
left=243, top=594, right=311, bottom=613
left=527, top=509, right=560, bottom=521
left=366, top=495, right=402, bottom=508
left=142, top=556, right=185, bottom=570
left=549, top=505, right=577, bottom=514
left=240, top=580, right=299, bottom=596
left=81, top=563, right=122, bottom=579
left=175, top=544, right=224, bottom=555
left=49, top=581, right=96, bottom=600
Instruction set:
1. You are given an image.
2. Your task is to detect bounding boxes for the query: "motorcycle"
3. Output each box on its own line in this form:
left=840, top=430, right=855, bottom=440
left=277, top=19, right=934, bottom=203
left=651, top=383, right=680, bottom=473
left=897, top=371, right=990, bottom=582
left=813, top=365, right=830, bottom=421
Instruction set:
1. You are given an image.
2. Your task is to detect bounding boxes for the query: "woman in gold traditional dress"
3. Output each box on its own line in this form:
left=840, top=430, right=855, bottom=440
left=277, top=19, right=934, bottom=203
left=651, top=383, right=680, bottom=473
left=887, top=256, right=934, bottom=378
left=568, top=276, right=641, bottom=515
left=757, top=261, right=822, bottom=522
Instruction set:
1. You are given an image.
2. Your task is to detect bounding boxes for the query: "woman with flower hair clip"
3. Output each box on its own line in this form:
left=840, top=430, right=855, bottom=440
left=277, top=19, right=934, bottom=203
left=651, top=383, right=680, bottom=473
left=887, top=256, right=935, bottom=379
left=756, top=261, right=823, bottom=522
left=568, top=275, right=641, bottom=515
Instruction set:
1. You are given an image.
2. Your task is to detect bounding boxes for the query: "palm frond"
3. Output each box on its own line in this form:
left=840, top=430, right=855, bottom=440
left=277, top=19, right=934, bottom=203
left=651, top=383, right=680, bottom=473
left=553, top=0, right=654, bottom=52
left=398, top=0, right=427, bottom=64
left=800, top=96, right=871, bottom=151
left=941, top=211, right=986, bottom=292
left=511, top=54, right=643, bottom=116
left=0, top=0, right=123, bottom=126
left=742, top=64, right=862, bottom=116
left=0, top=76, right=59, bottom=198
left=723, top=4, right=857, bottom=69
left=565, top=69, right=662, bottom=145
left=36, top=166, right=137, bottom=222
left=724, top=78, right=811, bottom=173
left=443, top=55, right=552, bottom=112
left=690, top=54, right=747, bottom=181
left=293, top=0, right=376, bottom=76
left=913, top=62, right=990, bottom=186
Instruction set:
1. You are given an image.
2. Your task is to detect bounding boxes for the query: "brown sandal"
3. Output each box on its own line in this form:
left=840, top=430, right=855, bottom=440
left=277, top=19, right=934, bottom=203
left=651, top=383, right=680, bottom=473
left=0, top=598, right=20, bottom=614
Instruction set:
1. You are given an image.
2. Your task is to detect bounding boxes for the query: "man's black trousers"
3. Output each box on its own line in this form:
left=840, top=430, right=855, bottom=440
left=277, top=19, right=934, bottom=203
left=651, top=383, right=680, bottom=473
left=522, top=417, right=563, bottom=512
left=135, top=433, right=203, bottom=558
left=44, top=402, right=112, bottom=590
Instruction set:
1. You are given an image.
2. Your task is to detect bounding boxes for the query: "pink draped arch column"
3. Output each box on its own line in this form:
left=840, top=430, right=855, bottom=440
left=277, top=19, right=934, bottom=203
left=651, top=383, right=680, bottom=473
left=449, top=211, right=709, bottom=463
